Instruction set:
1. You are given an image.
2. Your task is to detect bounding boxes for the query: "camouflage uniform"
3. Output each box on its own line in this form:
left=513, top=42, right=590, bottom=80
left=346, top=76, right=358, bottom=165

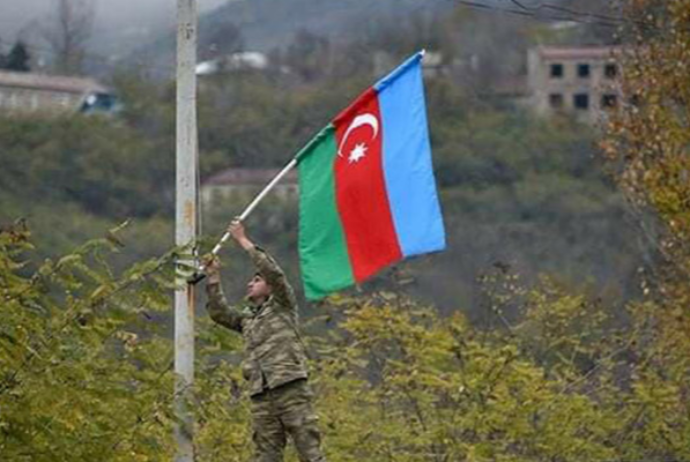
left=206, top=246, right=326, bottom=462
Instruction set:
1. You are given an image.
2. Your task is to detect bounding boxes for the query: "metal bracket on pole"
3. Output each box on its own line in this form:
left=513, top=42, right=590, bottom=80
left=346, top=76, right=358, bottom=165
left=188, top=157, right=298, bottom=285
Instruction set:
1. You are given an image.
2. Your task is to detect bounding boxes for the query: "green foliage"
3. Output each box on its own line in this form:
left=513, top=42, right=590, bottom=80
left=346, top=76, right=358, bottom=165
left=300, top=282, right=688, bottom=461
left=196, top=71, right=369, bottom=171
left=0, top=223, right=177, bottom=461
left=0, top=108, right=175, bottom=268
left=600, top=3, right=690, bottom=461
left=604, top=0, right=690, bottom=286
left=2, top=223, right=690, bottom=461
left=0, top=115, right=170, bottom=218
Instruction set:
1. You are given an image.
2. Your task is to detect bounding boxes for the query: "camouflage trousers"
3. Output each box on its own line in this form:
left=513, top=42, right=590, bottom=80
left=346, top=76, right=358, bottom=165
left=250, top=379, right=326, bottom=462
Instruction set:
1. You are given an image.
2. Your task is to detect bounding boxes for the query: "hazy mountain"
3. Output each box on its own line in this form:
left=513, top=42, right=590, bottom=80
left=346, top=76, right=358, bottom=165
left=0, top=0, right=227, bottom=69
left=129, top=0, right=451, bottom=76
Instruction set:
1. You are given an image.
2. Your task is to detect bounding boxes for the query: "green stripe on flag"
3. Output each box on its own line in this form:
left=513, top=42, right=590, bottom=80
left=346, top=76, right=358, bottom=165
left=297, top=124, right=354, bottom=300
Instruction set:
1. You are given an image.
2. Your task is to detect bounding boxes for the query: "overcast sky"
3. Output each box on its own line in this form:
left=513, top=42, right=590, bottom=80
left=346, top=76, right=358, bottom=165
left=1, top=0, right=228, bottom=43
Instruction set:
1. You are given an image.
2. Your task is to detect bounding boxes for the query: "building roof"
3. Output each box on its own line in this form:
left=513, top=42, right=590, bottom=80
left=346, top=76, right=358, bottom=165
left=536, top=46, right=623, bottom=61
left=0, top=70, right=109, bottom=94
left=203, top=167, right=298, bottom=187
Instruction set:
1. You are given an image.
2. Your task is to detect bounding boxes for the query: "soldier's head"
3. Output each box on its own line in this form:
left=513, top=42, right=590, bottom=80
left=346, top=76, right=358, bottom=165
left=246, top=272, right=272, bottom=302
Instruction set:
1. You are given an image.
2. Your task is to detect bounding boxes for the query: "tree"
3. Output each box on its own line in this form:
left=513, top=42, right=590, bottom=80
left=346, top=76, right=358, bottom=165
left=603, top=0, right=690, bottom=293
left=601, top=1, right=690, bottom=459
left=284, top=29, right=332, bottom=82
left=199, top=21, right=244, bottom=63
left=43, top=0, right=94, bottom=74
left=0, top=116, right=171, bottom=219
left=0, top=223, right=177, bottom=461
left=4, top=41, right=31, bottom=72
left=0, top=220, right=654, bottom=461
left=0, top=204, right=687, bottom=460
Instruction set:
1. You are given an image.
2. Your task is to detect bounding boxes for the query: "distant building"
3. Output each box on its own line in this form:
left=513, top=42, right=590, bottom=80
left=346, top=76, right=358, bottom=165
left=420, top=51, right=446, bottom=79
left=0, top=70, right=118, bottom=116
left=373, top=50, right=448, bottom=79
left=201, top=167, right=299, bottom=210
left=526, top=46, right=623, bottom=123
left=196, top=51, right=269, bottom=76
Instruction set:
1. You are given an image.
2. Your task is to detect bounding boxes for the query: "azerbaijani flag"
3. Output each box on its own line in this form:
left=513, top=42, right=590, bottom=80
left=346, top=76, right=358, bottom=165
left=297, top=51, right=446, bottom=300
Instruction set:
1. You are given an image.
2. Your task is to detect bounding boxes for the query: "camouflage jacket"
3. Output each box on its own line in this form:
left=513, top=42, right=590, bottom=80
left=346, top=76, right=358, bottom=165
left=206, top=246, right=309, bottom=397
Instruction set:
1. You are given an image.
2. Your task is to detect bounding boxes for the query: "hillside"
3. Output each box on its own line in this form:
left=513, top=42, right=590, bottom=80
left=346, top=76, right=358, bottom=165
left=129, top=0, right=451, bottom=75
left=0, top=0, right=635, bottom=315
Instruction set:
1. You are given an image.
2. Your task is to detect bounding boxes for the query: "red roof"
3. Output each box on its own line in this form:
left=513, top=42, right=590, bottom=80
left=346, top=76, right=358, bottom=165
left=536, top=46, right=623, bottom=61
left=203, top=168, right=298, bottom=186
left=0, top=70, right=109, bottom=94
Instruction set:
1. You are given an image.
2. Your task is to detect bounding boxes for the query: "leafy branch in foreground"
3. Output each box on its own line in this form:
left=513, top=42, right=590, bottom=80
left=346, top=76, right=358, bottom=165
left=2, top=219, right=689, bottom=461
left=0, top=223, right=177, bottom=461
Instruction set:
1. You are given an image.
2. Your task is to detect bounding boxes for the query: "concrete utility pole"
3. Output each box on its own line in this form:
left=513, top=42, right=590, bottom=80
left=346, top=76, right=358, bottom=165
left=175, top=0, right=198, bottom=460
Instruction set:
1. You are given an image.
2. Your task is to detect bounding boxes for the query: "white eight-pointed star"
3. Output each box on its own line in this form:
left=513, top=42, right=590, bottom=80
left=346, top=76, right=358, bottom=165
left=348, top=142, right=368, bottom=163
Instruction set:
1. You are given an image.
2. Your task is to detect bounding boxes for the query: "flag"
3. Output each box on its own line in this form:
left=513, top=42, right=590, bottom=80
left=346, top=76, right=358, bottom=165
left=297, top=51, right=446, bottom=300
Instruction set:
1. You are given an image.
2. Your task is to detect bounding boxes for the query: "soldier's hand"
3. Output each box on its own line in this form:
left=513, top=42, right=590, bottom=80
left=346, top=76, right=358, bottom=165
left=228, top=218, right=246, bottom=240
left=228, top=218, right=254, bottom=251
left=203, top=255, right=222, bottom=284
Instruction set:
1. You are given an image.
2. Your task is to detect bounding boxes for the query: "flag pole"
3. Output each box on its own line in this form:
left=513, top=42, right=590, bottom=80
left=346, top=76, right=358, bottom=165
left=174, top=0, right=197, bottom=460
left=189, top=156, right=298, bottom=284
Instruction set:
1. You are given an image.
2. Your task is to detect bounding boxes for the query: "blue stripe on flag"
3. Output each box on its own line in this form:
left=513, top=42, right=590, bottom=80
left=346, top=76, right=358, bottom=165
left=374, top=52, right=446, bottom=258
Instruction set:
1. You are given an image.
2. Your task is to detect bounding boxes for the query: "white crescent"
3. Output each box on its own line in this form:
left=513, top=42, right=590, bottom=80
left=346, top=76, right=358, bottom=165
left=337, top=113, right=379, bottom=157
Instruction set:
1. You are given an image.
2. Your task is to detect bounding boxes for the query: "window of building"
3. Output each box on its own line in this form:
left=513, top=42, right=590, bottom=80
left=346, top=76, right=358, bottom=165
left=550, top=63, right=564, bottom=78
left=549, top=93, right=564, bottom=108
left=574, top=93, right=590, bottom=110
left=605, top=63, right=618, bottom=78
left=601, top=94, right=618, bottom=108
left=577, top=63, right=591, bottom=78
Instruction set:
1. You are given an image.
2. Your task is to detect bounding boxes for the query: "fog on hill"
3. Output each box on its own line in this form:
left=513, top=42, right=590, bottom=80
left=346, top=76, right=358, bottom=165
left=0, top=0, right=228, bottom=54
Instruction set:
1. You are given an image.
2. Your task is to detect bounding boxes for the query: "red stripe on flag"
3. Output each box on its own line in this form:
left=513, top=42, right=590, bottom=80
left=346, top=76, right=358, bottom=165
left=333, top=89, right=402, bottom=283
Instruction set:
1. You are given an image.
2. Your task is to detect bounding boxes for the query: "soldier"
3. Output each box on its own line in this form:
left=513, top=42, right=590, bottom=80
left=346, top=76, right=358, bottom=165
left=204, top=219, right=327, bottom=462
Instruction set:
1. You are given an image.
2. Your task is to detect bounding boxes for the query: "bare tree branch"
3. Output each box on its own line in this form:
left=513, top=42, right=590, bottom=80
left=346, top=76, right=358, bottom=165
left=42, top=0, right=94, bottom=74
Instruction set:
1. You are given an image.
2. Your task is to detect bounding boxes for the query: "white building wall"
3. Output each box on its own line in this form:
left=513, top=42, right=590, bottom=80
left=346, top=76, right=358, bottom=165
left=527, top=48, right=621, bottom=124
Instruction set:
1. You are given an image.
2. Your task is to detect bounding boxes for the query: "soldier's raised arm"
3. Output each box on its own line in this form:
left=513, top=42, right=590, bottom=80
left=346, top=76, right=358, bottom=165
left=205, top=256, right=244, bottom=332
left=228, top=220, right=297, bottom=309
